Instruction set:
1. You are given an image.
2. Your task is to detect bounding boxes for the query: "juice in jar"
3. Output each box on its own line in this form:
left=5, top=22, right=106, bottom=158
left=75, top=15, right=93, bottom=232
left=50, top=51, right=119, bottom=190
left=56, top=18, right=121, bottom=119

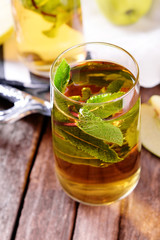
left=12, top=0, right=84, bottom=77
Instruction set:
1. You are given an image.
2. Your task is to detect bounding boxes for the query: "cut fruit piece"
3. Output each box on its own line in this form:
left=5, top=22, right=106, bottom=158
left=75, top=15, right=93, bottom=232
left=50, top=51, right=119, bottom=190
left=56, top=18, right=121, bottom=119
left=141, top=103, right=160, bottom=158
left=149, top=95, right=160, bottom=116
left=0, top=0, right=13, bottom=45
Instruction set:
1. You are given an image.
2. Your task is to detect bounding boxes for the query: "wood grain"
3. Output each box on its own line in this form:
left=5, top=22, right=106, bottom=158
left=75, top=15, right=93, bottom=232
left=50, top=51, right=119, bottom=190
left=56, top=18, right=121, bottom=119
left=0, top=115, right=43, bottom=240
left=118, top=148, right=160, bottom=240
left=73, top=203, right=121, bottom=240
left=141, top=85, right=160, bottom=103
left=15, top=121, right=77, bottom=240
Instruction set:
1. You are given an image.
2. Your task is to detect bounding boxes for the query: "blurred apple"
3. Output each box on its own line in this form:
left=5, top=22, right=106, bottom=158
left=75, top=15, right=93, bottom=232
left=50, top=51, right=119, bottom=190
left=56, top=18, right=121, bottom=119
left=96, top=0, right=152, bottom=25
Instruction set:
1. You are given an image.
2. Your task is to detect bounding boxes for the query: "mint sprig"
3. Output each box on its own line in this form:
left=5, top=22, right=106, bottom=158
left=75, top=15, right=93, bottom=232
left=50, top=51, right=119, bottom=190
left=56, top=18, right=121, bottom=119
left=56, top=125, right=122, bottom=163
left=86, top=92, right=123, bottom=119
left=52, top=59, right=125, bottom=164
left=106, top=79, right=124, bottom=93
left=53, top=131, right=110, bottom=167
left=86, top=92, right=121, bottom=103
left=78, top=108, right=123, bottom=146
left=126, top=116, right=139, bottom=148
left=53, top=58, right=70, bottom=93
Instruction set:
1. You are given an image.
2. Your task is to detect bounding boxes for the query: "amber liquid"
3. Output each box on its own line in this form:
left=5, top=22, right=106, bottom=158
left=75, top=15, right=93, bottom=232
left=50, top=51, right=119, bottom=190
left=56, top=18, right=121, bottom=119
left=52, top=61, right=141, bottom=205
left=12, top=0, right=84, bottom=77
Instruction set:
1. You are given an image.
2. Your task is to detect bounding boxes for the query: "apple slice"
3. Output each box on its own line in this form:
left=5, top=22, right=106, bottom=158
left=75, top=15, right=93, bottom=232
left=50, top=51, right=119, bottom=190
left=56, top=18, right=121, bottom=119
left=149, top=95, right=160, bottom=116
left=141, top=99, right=160, bottom=158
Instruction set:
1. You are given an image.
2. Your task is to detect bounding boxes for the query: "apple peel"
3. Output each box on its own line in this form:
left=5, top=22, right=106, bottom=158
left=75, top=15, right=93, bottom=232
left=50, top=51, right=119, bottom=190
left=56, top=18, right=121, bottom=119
left=141, top=98, right=160, bottom=158
left=149, top=95, right=160, bottom=117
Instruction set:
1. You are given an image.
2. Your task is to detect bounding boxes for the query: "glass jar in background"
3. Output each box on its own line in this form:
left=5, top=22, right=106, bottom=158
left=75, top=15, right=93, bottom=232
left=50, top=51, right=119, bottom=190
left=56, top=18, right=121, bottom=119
left=11, top=0, right=84, bottom=77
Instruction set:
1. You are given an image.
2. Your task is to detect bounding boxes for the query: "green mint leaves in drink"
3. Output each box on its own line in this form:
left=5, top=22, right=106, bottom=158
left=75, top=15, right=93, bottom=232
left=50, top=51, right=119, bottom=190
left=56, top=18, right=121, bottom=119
left=53, top=58, right=70, bottom=92
left=21, top=0, right=80, bottom=37
left=52, top=59, right=133, bottom=163
left=56, top=125, right=122, bottom=163
left=85, top=92, right=124, bottom=119
left=78, top=107, right=123, bottom=146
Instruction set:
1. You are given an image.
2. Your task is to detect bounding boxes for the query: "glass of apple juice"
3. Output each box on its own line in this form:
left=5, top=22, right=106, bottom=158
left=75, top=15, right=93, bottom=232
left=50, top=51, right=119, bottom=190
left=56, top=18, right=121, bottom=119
left=50, top=42, right=141, bottom=205
left=11, top=0, right=83, bottom=77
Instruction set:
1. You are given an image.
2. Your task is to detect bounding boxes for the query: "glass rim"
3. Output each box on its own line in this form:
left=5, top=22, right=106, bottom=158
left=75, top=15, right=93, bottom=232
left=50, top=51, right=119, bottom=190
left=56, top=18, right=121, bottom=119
left=50, top=42, right=139, bottom=106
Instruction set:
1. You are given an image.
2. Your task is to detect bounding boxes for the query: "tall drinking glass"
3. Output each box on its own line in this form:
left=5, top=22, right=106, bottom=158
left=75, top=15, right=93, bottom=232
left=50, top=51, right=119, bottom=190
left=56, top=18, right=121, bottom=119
left=50, top=42, right=141, bottom=205
left=11, top=0, right=83, bottom=77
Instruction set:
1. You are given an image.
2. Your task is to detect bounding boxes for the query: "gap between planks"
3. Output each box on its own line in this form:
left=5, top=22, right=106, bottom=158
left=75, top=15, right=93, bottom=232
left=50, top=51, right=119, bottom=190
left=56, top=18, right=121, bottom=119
left=10, top=117, right=49, bottom=240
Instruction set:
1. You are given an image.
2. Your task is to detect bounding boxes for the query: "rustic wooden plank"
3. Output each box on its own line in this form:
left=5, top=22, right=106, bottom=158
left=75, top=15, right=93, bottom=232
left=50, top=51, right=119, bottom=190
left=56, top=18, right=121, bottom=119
left=141, top=85, right=160, bottom=103
left=118, top=148, right=160, bottom=240
left=0, top=115, right=43, bottom=240
left=73, top=203, right=121, bottom=240
left=15, top=121, right=76, bottom=240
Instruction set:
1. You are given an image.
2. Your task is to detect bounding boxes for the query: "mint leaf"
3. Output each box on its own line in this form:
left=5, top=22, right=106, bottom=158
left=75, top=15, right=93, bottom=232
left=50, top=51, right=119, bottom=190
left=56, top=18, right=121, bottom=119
left=52, top=105, right=69, bottom=122
left=53, top=90, right=81, bottom=121
left=53, top=132, right=108, bottom=167
left=53, top=91, right=74, bottom=120
left=125, top=115, right=139, bottom=148
left=106, top=80, right=124, bottom=93
left=78, top=108, right=123, bottom=146
left=86, top=92, right=124, bottom=119
left=39, top=0, right=60, bottom=12
left=21, top=0, right=60, bottom=14
left=53, top=58, right=70, bottom=93
left=53, top=130, right=92, bottom=158
left=21, top=0, right=35, bottom=8
left=57, top=125, right=122, bottom=163
left=87, top=92, right=123, bottom=103
left=117, top=99, right=140, bottom=131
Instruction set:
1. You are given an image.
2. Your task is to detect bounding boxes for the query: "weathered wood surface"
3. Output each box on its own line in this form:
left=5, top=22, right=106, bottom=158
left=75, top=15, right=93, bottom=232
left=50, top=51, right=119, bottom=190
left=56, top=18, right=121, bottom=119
left=0, top=114, right=43, bottom=240
left=73, top=202, right=121, bottom=240
left=15, top=122, right=77, bottom=240
left=141, top=86, right=160, bottom=103
left=118, top=147, right=160, bottom=240
left=0, top=86, right=159, bottom=240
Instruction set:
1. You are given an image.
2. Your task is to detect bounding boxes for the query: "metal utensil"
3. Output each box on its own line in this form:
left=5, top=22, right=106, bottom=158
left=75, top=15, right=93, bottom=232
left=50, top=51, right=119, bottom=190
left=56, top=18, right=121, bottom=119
left=0, top=78, right=50, bottom=91
left=0, top=84, right=51, bottom=124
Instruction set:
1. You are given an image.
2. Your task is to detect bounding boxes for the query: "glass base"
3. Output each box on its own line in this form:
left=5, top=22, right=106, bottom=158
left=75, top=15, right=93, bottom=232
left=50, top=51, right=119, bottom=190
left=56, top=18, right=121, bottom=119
left=56, top=168, right=141, bottom=206
left=27, top=66, right=50, bottom=78
left=19, top=55, right=52, bottom=78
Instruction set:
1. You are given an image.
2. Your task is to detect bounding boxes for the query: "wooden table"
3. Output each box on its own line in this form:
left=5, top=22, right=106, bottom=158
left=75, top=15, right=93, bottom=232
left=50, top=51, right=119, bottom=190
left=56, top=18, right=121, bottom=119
left=0, top=85, right=160, bottom=240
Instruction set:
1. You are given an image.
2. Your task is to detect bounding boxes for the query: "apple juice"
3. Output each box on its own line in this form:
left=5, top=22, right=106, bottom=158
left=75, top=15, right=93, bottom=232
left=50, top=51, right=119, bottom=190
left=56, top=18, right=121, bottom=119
left=12, top=0, right=83, bottom=77
left=51, top=60, right=141, bottom=205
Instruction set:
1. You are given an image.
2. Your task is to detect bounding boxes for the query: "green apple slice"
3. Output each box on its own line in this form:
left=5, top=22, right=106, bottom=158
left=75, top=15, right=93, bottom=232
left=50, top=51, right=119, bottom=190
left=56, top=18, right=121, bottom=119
left=149, top=95, right=160, bottom=116
left=141, top=102, right=160, bottom=158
